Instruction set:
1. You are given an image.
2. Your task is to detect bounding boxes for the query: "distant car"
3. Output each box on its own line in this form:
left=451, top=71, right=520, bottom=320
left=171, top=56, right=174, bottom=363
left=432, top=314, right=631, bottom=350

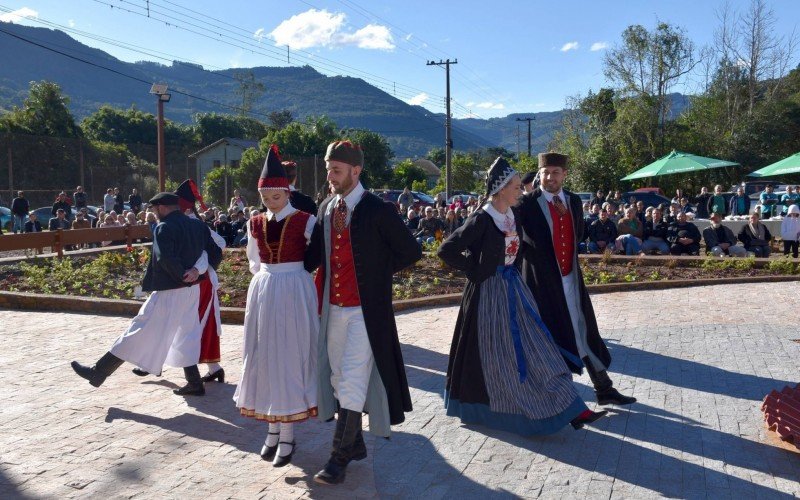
left=620, top=192, right=672, bottom=209
left=732, top=181, right=790, bottom=198
left=373, top=189, right=434, bottom=212
left=575, top=192, right=592, bottom=204
left=634, top=187, right=665, bottom=196
left=0, top=206, right=11, bottom=232
left=31, top=206, right=97, bottom=226
left=447, top=193, right=479, bottom=205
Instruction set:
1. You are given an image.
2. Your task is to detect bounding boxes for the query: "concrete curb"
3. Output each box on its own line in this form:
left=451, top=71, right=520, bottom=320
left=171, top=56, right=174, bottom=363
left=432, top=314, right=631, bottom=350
left=2, top=274, right=798, bottom=322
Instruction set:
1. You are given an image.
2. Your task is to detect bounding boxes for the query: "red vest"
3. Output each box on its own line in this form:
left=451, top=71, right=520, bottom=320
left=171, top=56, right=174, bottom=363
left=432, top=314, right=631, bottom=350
left=250, top=211, right=310, bottom=264
left=327, top=224, right=360, bottom=307
left=547, top=199, right=575, bottom=276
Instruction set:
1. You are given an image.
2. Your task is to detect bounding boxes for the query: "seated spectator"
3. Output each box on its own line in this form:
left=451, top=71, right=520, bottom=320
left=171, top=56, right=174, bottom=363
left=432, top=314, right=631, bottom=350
left=615, top=207, right=643, bottom=255
left=414, top=206, right=445, bottom=245
left=665, top=203, right=681, bottom=224
left=99, top=214, right=121, bottom=246
left=729, top=187, right=749, bottom=216
left=703, top=212, right=747, bottom=257
left=458, top=208, right=468, bottom=224
left=125, top=212, right=137, bottom=226
left=406, top=209, right=420, bottom=231
left=641, top=208, right=670, bottom=255
left=230, top=210, right=247, bottom=246
left=679, top=197, right=694, bottom=216
left=780, top=205, right=800, bottom=258
left=214, top=214, right=234, bottom=246
left=93, top=210, right=104, bottom=228
left=145, top=212, right=158, bottom=234
left=443, top=209, right=461, bottom=236
left=72, top=209, right=91, bottom=230
left=582, top=201, right=591, bottom=217
left=588, top=209, right=617, bottom=254
left=738, top=212, right=772, bottom=257
left=588, top=190, right=605, bottom=208
left=635, top=201, right=646, bottom=224
left=585, top=204, right=601, bottom=227
left=24, top=212, right=42, bottom=233
left=48, top=208, right=71, bottom=231
left=667, top=212, right=701, bottom=255
left=605, top=202, right=620, bottom=223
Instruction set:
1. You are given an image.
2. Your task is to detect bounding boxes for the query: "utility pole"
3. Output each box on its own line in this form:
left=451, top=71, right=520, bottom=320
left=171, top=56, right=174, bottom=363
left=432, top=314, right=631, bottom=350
left=150, top=84, right=171, bottom=192
left=427, top=59, right=457, bottom=200
left=516, top=116, right=535, bottom=157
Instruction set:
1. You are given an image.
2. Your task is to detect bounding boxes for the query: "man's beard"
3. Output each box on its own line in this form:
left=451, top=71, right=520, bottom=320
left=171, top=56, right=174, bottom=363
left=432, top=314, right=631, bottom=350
left=711, top=221, right=721, bottom=229
left=332, top=176, right=355, bottom=195
left=542, top=182, right=561, bottom=194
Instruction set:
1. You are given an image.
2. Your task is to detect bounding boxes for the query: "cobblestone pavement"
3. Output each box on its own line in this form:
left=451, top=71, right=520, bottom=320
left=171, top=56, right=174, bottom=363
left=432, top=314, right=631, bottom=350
left=1, top=283, right=799, bottom=499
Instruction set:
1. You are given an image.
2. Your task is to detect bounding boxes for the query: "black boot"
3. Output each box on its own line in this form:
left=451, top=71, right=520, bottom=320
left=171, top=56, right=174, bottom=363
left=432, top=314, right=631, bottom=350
left=314, top=409, right=363, bottom=485
left=583, top=357, right=636, bottom=406
left=71, top=352, right=124, bottom=387
left=570, top=409, right=608, bottom=429
left=173, top=365, right=205, bottom=396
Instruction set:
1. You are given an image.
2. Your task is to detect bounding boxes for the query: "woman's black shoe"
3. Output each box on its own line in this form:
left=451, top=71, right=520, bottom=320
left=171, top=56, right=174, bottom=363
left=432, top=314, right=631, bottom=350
left=260, top=432, right=280, bottom=461
left=272, top=441, right=295, bottom=468
left=201, top=368, right=225, bottom=383
left=132, top=368, right=150, bottom=377
left=570, top=409, right=608, bottom=430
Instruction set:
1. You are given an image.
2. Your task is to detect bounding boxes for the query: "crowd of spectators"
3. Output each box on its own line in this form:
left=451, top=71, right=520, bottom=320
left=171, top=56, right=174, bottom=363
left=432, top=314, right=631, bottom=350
left=397, top=194, right=482, bottom=245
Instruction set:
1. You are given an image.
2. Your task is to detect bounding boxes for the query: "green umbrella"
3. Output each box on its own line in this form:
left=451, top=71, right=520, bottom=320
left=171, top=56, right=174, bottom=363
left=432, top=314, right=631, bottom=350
left=621, top=150, right=739, bottom=181
left=747, top=152, right=800, bottom=177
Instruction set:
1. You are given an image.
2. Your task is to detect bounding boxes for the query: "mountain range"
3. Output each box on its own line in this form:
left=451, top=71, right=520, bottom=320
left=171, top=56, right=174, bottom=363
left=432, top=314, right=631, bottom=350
left=0, top=22, right=689, bottom=159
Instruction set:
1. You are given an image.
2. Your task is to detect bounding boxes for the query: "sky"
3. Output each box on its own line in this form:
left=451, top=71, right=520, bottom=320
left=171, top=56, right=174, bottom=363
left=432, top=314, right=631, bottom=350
left=1, top=0, right=799, bottom=119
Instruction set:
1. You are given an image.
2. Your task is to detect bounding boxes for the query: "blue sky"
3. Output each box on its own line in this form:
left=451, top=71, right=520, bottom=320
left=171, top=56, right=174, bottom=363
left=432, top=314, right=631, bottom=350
left=1, top=0, right=798, bottom=118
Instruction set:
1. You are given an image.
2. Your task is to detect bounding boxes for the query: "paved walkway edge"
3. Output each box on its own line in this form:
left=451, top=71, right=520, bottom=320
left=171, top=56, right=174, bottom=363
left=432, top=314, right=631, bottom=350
left=2, top=275, right=798, bottom=322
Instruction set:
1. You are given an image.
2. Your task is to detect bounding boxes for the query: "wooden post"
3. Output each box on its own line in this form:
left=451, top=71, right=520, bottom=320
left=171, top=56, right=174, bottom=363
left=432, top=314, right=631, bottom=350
left=7, top=139, right=13, bottom=202
left=79, top=137, right=85, bottom=190
left=125, top=226, right=133, bottom=248
left=55, top=229, right=63, bottom=259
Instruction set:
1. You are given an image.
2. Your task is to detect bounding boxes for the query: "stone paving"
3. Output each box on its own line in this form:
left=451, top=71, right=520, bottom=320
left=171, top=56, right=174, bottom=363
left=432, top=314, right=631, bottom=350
left=1, top=282, right=799, bottom=499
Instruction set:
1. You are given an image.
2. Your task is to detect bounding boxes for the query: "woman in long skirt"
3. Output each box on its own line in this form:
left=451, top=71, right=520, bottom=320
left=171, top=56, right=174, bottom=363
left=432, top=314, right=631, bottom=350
left=234, top=146, right=318, bottom=467
left=438, top=157, right=605, bottom=435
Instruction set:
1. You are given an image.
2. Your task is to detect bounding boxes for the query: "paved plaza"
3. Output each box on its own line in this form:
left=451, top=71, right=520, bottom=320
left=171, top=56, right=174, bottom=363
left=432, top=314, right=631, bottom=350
left=1, top=283, right=799, bottom=499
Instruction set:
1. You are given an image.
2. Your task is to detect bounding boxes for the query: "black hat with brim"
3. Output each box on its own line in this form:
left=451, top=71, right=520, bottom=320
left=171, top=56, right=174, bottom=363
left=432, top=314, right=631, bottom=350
left=148, top=192, right=179, bottom=206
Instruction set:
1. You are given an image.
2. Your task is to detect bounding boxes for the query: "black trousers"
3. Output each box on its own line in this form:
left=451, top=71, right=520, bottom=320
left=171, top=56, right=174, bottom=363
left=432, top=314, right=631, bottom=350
left=783, top=240, right=799, bottom=258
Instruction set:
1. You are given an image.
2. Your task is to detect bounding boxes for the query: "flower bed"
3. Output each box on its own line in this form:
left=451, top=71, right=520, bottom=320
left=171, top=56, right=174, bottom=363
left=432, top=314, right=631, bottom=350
left=0, top=248, right=798, bottom=308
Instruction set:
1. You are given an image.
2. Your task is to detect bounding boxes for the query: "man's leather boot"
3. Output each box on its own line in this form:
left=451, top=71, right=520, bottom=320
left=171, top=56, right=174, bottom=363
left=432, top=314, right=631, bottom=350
left=314, top=409, right=362, bottom=485
left=71, top=352, right=124, bottom=387
left=174, top=365, right=205, bottom=396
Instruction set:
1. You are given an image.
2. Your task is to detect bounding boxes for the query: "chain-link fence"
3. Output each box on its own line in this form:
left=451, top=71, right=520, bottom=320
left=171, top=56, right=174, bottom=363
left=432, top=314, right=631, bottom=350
left=0, top=133, right=197, bottom=209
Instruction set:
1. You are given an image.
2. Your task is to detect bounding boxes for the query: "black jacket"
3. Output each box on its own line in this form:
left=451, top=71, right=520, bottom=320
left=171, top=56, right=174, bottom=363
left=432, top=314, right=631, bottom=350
left=666, top=221, right=701, bottom=245
left=517, top=189, right=611, bottom=374
left=24, top=220, right=42, bottom=232
left=48, top=217, right=71, bottom=231
left=702, top=224, right=737, bottom=250
left=290, top=190, right=318, bottom=215
left=644, top=219, right=670, bottom=239
left=73, top=192, right=88, bottom=209
left=738, top=223, right=772, bottom=248
left=729, top=195, right=750, bottom=216
left=11, top=197, right=29, bottom=216
left=305, top=192, right=422, bottom=425
left=129, top=194, right=143, bottom=212
left=142, top=210, right=222, bottom=292
left=589, top=218, right=617, bottom=243
left=51, top=201, right=71, bottom=218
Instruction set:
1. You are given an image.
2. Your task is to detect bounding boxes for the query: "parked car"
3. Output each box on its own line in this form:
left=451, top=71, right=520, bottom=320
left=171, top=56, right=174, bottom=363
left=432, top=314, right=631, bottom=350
left=447, top=193, right=479, bottom=205
left=575, top=192, right=592, bottom=204
left=373, top=189, right=434, bottom=212
left=633, top=187, right=665, bottom=196
left=0, top=206, right=11, bottom=232
left=620, top=191, right=672, bottom=209
left=31, top=206, right=97, bottom=226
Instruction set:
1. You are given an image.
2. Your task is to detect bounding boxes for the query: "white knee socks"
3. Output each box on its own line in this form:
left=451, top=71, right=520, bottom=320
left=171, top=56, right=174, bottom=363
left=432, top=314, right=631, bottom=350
left=277, top=423, right=294, bottom=458
left=265, top=423, right=280, bottom=447
left=205, top=362, right=221, bottom=376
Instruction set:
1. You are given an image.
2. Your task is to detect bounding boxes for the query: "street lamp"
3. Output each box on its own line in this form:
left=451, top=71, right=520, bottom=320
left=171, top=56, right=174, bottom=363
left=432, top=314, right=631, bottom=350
left=149, top=84, right=171, bottom=192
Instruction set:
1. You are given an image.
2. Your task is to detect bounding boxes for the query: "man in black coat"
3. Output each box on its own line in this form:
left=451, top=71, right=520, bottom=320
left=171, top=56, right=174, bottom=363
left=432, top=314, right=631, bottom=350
left=517, top=152, right=635, bottom=406
left=282, top=160, right=318, bottom=215
left=128, top=188, right=143, bottom=214
left=305, top=140, right=421, bottom=485
left=71, top=192, right=222, bottom=396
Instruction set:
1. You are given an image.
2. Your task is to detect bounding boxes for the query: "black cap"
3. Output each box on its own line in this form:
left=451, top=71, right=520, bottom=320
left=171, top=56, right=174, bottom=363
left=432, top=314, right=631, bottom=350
left=521, top=171, right=536, bottom=185
left=148, top=192, right=179, bottom=206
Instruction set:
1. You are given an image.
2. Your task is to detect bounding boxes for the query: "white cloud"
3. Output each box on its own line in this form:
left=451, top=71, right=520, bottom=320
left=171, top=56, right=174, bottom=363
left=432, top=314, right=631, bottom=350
left=560, top=41, right=579, bottom=52
left=339, top=24, right=394, bottom=50
left=407, top=92, right=428, bottom=106
left=475, top=102, right=505, bottom=110
left=68, top=19, right=75, bottom=28
left=590, top=42, right=608, bottom=51
left=270, top=9, right=393, bottom=51
left=0, top=7, right=38, bottom=23
left=253, top=28, right=265, bottom=41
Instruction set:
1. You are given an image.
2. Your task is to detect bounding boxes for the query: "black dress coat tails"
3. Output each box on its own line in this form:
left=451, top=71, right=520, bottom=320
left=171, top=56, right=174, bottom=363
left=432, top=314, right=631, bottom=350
left=305, top=191, right=422, bottom=431
left=517, top=189, right=611, bottom=374
left=290, top=189, right=318, bottom=215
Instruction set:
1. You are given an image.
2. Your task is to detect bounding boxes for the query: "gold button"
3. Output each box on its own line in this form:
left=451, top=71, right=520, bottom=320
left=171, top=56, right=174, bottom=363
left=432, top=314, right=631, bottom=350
left=336, top=293, right=340, bottom=297
left=337, top=234, right=342, bottom=239
left=335, top=283, right=340, bottom=288
left=334, top=273, right=339, bottom=278
left=338, top=303, right=344, bottom=307
left=335, top=245, right=340, bottom=250
left=337, top=263, right=342, bottom=269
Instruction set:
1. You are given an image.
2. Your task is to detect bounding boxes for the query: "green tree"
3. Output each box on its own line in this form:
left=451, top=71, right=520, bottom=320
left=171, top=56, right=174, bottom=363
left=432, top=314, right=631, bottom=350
left=391, top=160, right=426, bottom=189
left=432, top=152, right=483, bottom=193
left=268, top=109, right=294, bottom=130
left=2, top=81, right=81, bottom=137
left=193, top=112, right=268, bottom=146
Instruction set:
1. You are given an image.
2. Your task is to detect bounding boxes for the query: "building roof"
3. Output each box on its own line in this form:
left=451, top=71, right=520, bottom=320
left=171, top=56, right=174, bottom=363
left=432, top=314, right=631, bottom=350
left=413, top=159, right=441, bottom=176
left=188, top=137, right=260, bottom=158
